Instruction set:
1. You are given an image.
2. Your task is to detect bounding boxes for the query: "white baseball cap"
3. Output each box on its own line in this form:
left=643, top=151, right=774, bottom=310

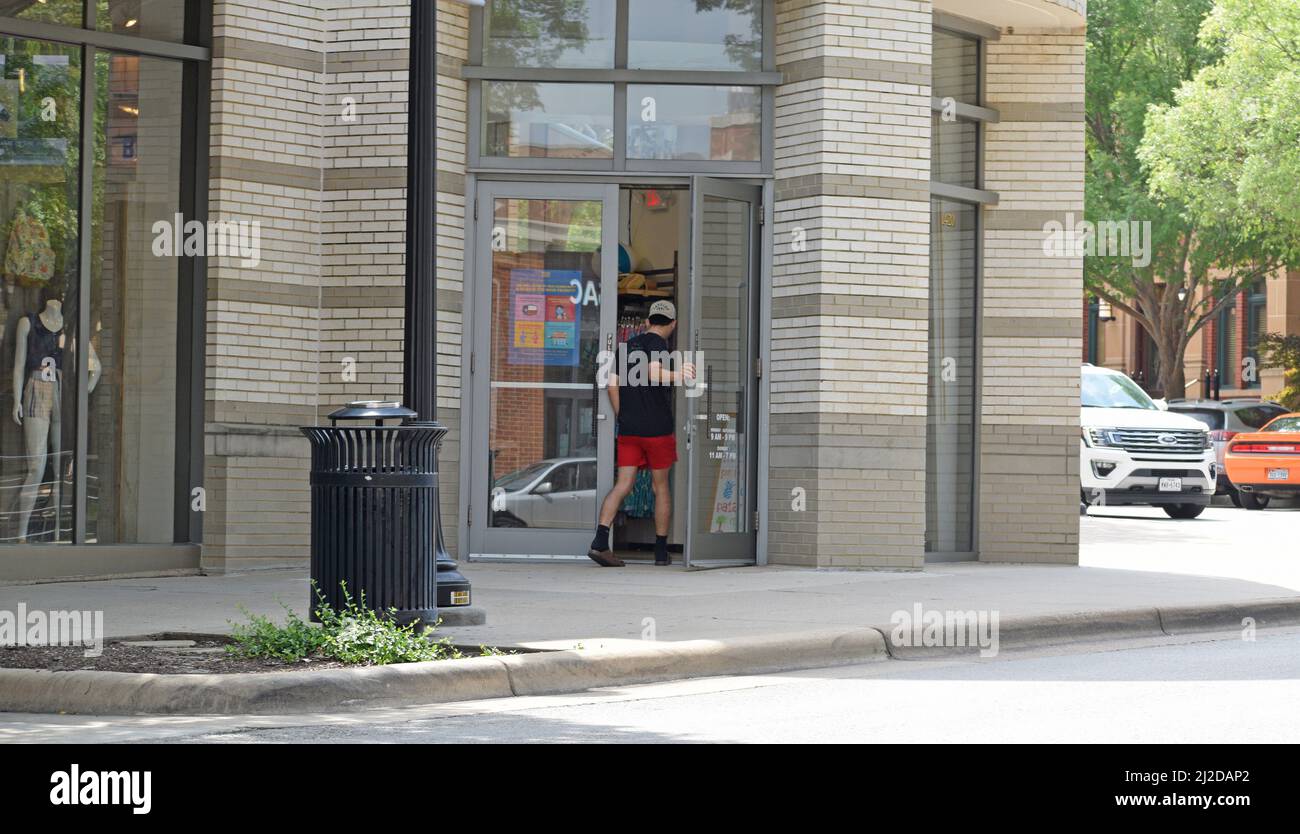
left=649, top=300, right=677, bottom=321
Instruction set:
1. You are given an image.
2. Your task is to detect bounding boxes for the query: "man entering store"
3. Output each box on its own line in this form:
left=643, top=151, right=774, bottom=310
left=589, top=300, right=694, bottom=567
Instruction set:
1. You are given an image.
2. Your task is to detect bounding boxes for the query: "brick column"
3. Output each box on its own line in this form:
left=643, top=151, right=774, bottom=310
left=978, top=26, right=1086, bottom=563
left=769, top=0, right=933, bottom=569
left=204, top=0, right=326, bottom=572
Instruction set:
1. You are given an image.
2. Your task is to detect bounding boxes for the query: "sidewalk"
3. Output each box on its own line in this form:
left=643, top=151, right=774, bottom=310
left=3, top=558, right=1297, bottom=651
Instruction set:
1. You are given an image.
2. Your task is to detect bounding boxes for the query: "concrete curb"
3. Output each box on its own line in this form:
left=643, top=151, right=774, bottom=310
left=879, top=598, right=1300, bottom=659
left=0, top=656, right=515, bottom=716
left=499, top=628, right=887, bottom=697
left=1157, top=599, right=1300, bottom=635
left=880, top=607, right=1165, bottom=659
left=0, top=627, right=887, bottom=716
left=4, top=599, right=1300, bottom=715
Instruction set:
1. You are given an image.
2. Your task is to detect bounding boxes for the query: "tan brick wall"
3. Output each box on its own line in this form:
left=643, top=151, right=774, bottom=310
left=204, top=0, right=326, bottom=572
left=770, top=0, right=933, bottom=569
left=198, top=0, right=1085, bottom=573
left=204, top=1, right=468, bottom=570
left=322, top=0, right=467, bottom=555
left=978, top=27, right=1085, bottom=563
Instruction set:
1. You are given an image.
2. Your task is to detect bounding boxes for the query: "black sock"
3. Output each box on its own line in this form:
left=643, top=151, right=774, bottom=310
left=655, top=535, right=668, bottom=561
left=591, top=525, right=610, bottom=552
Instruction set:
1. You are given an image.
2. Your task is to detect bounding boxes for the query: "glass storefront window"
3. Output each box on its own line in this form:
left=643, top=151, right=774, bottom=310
left=483, top=81, right=614, bottom=159
left=487, top=196, right=602, bottom=529
left=0, top=27, right=191, bottom=550
left=5, top=0, right=84, bottom=28
left=96, top=0, right=188, bottom=43
left=931, top=113, right=978, bottom=189
left=933, top=29, right=980, bottom=104
left=627, top=85, right=760, bottom=162
left=628, top=0, right=762, bottom=71
left=926, top=200, right=977, bottom=554
left=86, top=51, right=180, bottom=544
left=484, top=0, right=614, bottom=69
left=0, top=37, right=82, bottom=544
left=474, top=2, right=773, bottom=171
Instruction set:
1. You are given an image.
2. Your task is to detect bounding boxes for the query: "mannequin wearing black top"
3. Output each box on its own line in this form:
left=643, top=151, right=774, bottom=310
left=10, top=294, right=101, bottom=542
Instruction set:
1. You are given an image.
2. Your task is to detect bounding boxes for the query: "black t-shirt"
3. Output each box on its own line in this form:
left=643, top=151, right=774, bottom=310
left=616, top=331, right=675, bottom=438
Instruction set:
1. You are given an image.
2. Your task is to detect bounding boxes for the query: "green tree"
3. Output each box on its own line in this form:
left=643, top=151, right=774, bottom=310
left=1086, top=0, right=1283, bottom=397
left=1141, top=0, right=1300, bottom=252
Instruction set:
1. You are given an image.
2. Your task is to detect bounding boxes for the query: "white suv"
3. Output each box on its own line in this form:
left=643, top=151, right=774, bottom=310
left=1080, top=365, right=1216, bottom=519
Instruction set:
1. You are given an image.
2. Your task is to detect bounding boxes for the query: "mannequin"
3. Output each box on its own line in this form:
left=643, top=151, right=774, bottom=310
left=10, top=284, right=100, bottom=542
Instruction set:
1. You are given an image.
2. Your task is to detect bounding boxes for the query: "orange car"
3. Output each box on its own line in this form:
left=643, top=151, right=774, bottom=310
left=1224, top=413, right=1300, bottom=510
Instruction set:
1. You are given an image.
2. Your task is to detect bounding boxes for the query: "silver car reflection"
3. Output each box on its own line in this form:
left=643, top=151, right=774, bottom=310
left=490, top=457, right=597, bottom=529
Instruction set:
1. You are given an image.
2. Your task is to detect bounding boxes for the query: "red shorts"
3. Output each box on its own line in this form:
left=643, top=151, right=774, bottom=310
left=617, top=434, right=677, bottom=470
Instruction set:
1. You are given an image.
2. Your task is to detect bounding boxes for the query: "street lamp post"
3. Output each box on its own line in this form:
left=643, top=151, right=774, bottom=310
left=405, top=0, right=477, bottom=610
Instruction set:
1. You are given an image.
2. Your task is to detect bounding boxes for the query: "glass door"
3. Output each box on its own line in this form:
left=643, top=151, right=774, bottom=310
left=470, top=181, right=619, bottom=560
left=684, top=178, right=760, bottom=569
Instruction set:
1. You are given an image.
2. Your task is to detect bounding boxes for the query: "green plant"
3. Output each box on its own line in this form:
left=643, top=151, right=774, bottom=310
left=1259, top=333, right=1300, bottom=410
left=314, top=583, right=462, bottom=665
left=227, top=602, right=327, bottom=662
left=227, top=582, right=468, bottom=666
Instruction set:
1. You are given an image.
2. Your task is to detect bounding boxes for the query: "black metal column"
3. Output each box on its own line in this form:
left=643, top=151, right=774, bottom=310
left=405, top=0, right=471, bottom=608
left=405, top=0, right=438, bottom=411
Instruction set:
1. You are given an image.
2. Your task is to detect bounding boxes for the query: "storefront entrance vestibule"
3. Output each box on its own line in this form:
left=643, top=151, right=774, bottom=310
left=465, top=176, right=763, bottom=569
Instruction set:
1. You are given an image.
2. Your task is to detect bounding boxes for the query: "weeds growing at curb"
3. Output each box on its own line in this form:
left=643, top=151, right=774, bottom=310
left=227, top=581, right=504, bottom=666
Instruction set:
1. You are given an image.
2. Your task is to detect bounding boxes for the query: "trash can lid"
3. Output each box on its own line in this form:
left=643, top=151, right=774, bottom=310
left=328, top=401, right=418, bottom=422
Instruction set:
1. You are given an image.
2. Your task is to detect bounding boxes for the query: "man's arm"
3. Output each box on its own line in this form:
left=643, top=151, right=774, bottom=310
left=647, top=361, right=696, bottom=385
left=607, top=372, right=620, bottom=417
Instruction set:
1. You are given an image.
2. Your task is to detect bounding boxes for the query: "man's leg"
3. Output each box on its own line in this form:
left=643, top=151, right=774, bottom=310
left=589, top=465, right=639, bottom=566
left=650, top=466, right=672, bottom=565
left=599, top=465, right=640, bottom=528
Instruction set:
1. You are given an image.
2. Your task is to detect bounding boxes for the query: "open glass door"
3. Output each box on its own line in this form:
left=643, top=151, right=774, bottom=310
left=684, top=178, right=761, bottom=569
left=470, top=181, right=619, bottom=560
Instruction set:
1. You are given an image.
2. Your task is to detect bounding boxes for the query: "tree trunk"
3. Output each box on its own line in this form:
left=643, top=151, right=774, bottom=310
left=1153, top=326, right=1187, bottom=401
left=1161, top=362, right=1186, bottom=402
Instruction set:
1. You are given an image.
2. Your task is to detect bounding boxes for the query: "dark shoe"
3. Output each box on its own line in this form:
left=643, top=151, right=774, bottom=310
left=588, top=549, right=625, bottom=567
left=654, top=557, right=672, bottom=566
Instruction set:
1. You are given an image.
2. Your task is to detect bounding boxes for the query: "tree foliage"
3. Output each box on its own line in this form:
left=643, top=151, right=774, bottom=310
left=1086, top=0, right=1286, bottom=397
left=1141, top=0, right=1300, bottom=254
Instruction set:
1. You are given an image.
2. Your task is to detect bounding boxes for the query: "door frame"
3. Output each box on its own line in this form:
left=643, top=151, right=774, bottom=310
left=683, top=177, right=763, bottom=570
left=465, top=179, right=620, bottom=561
left=460, top=174, right=772, bottom=566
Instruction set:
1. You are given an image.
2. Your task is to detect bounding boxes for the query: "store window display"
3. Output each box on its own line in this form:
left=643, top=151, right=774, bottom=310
left=0, top=38, right=81, bottom=544
left=10, top=277, right=99, bottom=543
left=0, top=36, right=182, bottom=548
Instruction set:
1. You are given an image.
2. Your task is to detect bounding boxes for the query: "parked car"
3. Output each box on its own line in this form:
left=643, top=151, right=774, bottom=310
left=490, top=457, right=597, bottom=528
left=1080, top=365, right=1216, bottom=519
left=1223, top=413, right=1300, bottom=510
left=1167, top=398, right=1289, bottom=504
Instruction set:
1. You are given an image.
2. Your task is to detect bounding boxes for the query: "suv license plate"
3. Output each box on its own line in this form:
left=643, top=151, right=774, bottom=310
left=1158, top=477, right=1183, bottom=492
left=1268, top=468, right=1290, bottom=481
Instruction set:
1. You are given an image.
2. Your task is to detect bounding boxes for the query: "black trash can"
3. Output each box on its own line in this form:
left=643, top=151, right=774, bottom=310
left=300, top=401, right=465, bottom=627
